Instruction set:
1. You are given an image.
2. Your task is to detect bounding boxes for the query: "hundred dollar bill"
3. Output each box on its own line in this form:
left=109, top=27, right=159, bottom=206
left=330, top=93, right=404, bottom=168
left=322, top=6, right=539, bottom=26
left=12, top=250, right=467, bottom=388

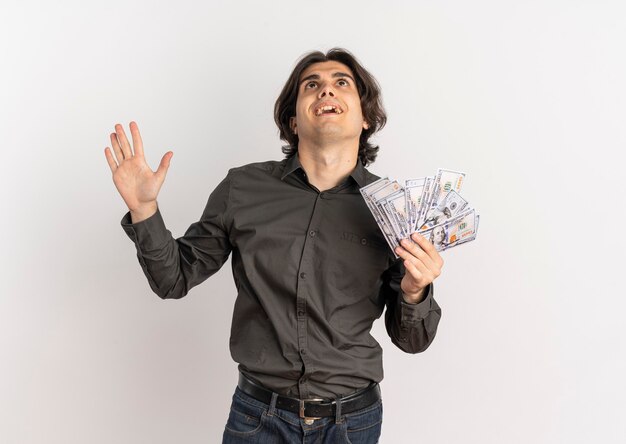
left=404, top=178, right=427, bottom=234
left=418, top=189, right=469, bottom=231
left=359, top=177, right=390, bottom=219
left=455, top=214, right=480, bottom=247
left=360, top=179, right=397, bottom=253
left=360, top=177, right=390, bottom=196
left=428, top=168, right=465, bottom=215
left=370, top=181, right=404, bottom=245
left=359, top=178, right=402, bottom=255
left=380, top=189, right=409, bottom=240
left=417, top=208, right=478, bottom=252
left=449, top=212, right=479, bottom=249
left=415, top=176, right=435, bottom=230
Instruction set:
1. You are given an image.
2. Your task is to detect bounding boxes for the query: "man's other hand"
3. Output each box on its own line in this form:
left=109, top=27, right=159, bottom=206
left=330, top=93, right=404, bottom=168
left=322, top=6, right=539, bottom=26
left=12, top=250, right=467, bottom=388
left=104, top=121, right=173, bottom=222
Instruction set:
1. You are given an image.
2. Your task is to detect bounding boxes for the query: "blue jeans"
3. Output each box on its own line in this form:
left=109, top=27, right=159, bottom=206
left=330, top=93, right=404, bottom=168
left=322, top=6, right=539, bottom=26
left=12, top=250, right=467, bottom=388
left=222, top=386, right=383, bottom=443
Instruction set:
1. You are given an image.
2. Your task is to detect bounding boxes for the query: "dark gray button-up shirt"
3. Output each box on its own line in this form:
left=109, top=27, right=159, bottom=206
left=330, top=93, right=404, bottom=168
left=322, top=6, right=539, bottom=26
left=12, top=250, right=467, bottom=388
left=121, top=154, right=442, bottom=399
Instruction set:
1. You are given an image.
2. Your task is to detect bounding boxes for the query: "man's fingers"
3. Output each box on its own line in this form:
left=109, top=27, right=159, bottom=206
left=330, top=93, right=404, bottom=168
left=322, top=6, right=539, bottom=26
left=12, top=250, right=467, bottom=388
left=129, top=121, right=144, bottom=159
left=398, top=237, right=437, bottom=271
left=115, top=123, right=133, bottom=159
left=411, top=232, right=444, bottom=269
left=104, top=147, right=118, bottom=173
left=110, top=132, right=124, bottom=163
left=395, top=244, right=431, bottom=277
left=403, top=259, right=424, bottom=283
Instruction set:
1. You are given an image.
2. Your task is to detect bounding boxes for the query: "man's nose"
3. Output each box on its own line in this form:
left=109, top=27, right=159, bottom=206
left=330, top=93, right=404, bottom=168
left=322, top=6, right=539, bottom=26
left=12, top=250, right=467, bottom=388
left=317, top=84, right=335, bottom=99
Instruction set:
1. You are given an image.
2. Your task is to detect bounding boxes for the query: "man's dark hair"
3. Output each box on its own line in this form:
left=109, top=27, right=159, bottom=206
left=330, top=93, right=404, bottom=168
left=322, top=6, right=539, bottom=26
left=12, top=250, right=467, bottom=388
left=274, top=48, right=387, bottom=167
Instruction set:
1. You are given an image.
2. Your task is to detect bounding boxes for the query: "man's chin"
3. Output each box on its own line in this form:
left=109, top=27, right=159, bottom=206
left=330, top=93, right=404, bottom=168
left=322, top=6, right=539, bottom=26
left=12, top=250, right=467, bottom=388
left=310, top=126, right=361, bottom=142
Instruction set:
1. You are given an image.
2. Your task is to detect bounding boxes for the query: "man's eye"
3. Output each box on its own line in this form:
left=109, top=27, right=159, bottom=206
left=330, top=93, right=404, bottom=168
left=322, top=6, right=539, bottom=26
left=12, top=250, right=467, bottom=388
left=305, top=81, right=317, bottom=89
left=337, top=79, right=349, bottom=86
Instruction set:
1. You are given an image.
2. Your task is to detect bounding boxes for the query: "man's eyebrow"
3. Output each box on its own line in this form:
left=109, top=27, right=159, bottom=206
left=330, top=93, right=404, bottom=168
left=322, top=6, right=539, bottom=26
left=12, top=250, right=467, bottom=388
left=332, top=72, right=355, bottom=82
left=299, top=72, right=356, bottom=86
left=299, top=74, right=320, bottom=86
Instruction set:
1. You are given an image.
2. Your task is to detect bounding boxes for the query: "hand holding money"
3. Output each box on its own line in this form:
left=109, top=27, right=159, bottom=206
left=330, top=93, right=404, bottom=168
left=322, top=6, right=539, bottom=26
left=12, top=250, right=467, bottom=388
left=395, top=232, right=444, bottom=303
left=360, top=168, right=480, bottom=257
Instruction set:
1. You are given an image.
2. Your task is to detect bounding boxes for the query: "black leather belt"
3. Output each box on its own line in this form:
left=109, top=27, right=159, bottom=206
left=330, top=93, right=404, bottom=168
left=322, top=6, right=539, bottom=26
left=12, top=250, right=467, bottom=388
left=237, top=373, right=381, bottom=418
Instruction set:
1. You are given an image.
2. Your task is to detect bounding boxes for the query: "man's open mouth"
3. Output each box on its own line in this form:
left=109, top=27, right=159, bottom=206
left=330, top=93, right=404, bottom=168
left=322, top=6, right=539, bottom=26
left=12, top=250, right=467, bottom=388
left=314, top=103, right=344, bottom=116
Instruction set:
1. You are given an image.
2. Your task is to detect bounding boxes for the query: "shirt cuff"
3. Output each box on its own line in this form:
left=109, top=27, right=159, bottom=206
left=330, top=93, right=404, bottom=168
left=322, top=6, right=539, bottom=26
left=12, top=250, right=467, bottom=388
left=120, top=206, right=171, bottom=251
left=399, top=283, right=434, bottom=325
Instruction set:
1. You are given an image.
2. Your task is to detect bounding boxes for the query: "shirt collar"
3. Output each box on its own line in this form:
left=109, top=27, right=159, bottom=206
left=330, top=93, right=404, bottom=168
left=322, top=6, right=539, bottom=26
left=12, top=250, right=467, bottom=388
left=280, top=153, right=304, bottom=181
left=280, top=153, right=368, bottom=188
left=349, top=159, right=367, bottom=188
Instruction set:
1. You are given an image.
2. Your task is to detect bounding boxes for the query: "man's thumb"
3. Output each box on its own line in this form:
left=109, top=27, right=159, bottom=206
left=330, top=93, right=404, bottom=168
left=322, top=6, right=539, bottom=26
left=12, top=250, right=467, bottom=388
left=156, top=151, right=173, bottom=179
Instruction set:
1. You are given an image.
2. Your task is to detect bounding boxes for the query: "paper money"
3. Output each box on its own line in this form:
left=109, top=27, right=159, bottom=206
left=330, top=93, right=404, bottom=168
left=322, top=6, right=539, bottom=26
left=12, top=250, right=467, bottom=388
left=430, top=168, right=465, bottom=211
left=416, top=176, right=435, bottom=230
left=369, top=181, right=403, bottom=245
left=360, top=169, right=479, bottom=255
left=380, top=190, right=409, bottom=240
left=404, top=178, right=427, bottom=233
left=417, top=208, right=479, bottom=252
left=419, top=189, right=469, bottom=231
left=359, top=178, right=401, bottom=254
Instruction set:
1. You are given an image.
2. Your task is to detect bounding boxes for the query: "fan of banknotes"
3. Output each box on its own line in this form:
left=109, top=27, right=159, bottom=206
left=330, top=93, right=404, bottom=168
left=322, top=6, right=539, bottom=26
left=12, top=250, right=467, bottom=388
left=359, top=169, right=480, bottom=257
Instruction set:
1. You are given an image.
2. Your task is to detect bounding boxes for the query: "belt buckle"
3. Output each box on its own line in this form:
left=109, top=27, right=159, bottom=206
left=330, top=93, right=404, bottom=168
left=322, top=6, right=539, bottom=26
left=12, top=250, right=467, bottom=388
left=299, top=398, right=324, bottom=424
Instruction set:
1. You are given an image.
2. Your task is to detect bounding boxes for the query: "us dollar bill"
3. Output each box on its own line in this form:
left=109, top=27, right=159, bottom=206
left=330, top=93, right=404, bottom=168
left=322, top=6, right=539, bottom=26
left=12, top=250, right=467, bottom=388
left=415, top=176, right=436, bottom=230
left=417, top=208, right=478, bottom=252
left=380, top=189, right=409, bottom=240
left=359, top=178, right=396, bottom=251
left=370, top=181, right=404, bottom=250
left=359, top=178, right=402, bottom=255
left=404, top=178, right=427, bottom=234
left=418, top=189, right=469, bottom=231
left=428, top=169, right=465, bottom=214
left=360, top=177, right=390, bottom=196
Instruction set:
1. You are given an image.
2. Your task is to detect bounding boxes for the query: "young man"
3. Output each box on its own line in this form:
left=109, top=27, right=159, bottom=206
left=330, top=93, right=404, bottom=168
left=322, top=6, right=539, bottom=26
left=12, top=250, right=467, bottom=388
left=104, top=48, right=444, bottom=443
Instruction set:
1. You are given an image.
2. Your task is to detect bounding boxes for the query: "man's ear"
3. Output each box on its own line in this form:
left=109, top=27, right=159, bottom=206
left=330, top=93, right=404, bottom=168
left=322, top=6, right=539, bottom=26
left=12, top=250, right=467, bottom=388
left=290, top=117, right=297, bottom=134
left=363, top=121, right=370, bottom=130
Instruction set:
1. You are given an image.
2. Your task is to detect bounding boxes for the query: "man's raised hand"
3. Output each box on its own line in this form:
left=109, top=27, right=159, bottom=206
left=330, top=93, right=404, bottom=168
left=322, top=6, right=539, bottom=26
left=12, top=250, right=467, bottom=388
left=104, top=121, right=173, bottom=222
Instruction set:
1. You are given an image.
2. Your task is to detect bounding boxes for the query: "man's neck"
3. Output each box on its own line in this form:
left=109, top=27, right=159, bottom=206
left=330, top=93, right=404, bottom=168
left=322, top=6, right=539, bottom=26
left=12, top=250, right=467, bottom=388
left=297, top=140, right=359, bottom=192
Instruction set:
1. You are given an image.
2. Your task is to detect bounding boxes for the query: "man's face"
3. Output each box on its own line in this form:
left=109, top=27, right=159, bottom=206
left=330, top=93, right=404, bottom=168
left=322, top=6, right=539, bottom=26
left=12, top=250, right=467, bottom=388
left=290, top=61, right=368, bottom=146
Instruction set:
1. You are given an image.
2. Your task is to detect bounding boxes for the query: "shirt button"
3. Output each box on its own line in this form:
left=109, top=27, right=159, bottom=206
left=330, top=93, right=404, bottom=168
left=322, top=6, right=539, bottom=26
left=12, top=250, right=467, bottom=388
left=298, top=310, right=305, bottom=316
left=361, top=238, right=368, bottom=245
left=300, top=272, right=306, bottom=279
left=319, top=192, right=325, bottom=199
left=300, top=349, right=307, bottom=355
left=309, top=230, right=316, bottom=237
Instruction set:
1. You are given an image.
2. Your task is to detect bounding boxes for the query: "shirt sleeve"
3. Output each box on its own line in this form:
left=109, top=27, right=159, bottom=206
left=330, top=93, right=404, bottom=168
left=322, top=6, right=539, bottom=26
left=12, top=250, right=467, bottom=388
left=381, top=258, right=442, bottom=353
left=120, top=171, right=233, bottom=299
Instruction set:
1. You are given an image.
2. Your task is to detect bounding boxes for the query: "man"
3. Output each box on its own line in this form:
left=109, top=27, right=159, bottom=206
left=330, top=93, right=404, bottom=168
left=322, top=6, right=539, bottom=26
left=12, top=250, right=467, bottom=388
left=104, top=48, right=444, bottom=443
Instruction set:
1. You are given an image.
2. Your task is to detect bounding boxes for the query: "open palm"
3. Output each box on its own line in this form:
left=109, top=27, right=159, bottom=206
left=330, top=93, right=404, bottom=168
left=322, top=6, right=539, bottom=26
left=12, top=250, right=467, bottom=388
left=104, top=121, right=173, bottom=212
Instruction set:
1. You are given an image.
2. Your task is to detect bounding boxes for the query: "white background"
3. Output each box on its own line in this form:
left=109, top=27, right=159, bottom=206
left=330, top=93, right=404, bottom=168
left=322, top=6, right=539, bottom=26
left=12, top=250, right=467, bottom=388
left=1, top=1, right=625, bottom=443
